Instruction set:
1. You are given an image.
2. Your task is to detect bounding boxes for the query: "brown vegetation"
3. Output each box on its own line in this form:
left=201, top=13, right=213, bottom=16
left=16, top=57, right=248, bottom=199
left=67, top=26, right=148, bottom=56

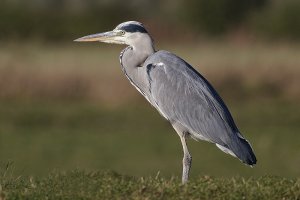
left=0, top=41, right=299, bottom=105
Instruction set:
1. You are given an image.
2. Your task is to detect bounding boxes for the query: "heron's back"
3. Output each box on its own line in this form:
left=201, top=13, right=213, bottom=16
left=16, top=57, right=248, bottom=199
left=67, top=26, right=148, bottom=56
left=143, top=50, right=256, bottom=165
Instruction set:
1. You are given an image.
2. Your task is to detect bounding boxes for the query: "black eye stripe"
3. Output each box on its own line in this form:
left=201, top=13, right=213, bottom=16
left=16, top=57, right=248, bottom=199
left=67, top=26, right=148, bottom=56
left=120, top=24, right=147, bottom=33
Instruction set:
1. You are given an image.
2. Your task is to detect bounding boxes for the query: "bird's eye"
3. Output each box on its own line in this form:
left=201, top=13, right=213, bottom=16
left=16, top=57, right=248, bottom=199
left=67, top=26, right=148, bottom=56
left=120, top=30, right=126, bottom=35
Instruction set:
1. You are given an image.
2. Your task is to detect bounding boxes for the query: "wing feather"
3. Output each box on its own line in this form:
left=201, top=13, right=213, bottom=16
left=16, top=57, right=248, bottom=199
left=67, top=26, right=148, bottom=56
left=144, top=50, right=240, bottom=146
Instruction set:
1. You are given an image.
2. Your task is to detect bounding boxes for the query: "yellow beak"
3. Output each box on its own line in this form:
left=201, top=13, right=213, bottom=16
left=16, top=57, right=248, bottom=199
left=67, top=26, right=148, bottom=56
left=74, top=31, right=124, bottom=44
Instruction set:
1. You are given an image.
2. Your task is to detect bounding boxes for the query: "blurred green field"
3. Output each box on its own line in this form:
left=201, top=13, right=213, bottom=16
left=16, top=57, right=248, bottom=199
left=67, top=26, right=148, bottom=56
left=0, top=41, right=300, bottom=180
left=0, top=100, right=300, bottom=179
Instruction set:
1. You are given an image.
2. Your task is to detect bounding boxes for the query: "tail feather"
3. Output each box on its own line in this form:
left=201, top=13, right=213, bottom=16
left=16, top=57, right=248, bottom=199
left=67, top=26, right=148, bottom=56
left=217, top=135, right=257, bottom=166
left=235, top=137, right=257, bottom=165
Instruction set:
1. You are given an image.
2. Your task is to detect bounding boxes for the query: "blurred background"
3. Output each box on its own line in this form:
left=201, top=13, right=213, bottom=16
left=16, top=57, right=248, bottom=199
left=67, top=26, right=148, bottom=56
left=0, top=0, right=299, bottom=179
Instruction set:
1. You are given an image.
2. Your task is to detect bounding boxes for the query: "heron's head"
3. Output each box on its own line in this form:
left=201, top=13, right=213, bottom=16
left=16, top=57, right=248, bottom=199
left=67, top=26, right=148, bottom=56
left=74, top=21, right=153, bottom=48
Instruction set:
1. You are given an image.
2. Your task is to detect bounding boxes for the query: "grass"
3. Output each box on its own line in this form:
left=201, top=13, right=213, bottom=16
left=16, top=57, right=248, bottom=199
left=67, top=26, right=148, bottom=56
left=0, top=100, right=299, bottom=179
left=1, top=168, right=300, bottom=200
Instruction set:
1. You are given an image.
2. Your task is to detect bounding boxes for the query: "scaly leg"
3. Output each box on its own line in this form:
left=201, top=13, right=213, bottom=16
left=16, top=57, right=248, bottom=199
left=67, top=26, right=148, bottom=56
left=180, top=134, right=192, bottom=184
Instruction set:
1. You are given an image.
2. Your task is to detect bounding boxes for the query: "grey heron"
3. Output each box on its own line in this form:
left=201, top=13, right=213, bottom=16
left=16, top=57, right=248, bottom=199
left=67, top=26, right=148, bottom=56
left=75, top=21, right=257, bottom=184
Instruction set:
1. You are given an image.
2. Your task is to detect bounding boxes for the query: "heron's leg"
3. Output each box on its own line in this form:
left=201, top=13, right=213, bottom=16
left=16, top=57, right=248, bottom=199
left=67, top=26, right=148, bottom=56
left=180, top=133, right=192, bottom=184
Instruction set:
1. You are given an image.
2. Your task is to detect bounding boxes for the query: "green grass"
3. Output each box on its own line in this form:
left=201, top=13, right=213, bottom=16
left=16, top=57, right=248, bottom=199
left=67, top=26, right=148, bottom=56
left=0, top=100, right=300, bottom=179
left=1, top=169, right=299, bottom=200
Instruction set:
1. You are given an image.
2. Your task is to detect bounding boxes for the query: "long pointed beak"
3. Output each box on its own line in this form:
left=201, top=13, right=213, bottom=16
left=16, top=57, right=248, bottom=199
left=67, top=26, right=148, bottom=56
left=74, top=31, right=123, bottom=44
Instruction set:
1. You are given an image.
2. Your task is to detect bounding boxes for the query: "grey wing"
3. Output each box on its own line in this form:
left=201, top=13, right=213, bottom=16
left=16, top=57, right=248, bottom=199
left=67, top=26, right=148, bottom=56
left=144, top=51, right=240, bottom=146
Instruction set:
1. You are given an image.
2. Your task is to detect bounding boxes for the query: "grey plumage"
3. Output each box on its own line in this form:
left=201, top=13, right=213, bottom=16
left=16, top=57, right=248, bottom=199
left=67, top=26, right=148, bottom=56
left=75, top=21, right=257, bottom=184
left=144, top=51, right=256, bottom=165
